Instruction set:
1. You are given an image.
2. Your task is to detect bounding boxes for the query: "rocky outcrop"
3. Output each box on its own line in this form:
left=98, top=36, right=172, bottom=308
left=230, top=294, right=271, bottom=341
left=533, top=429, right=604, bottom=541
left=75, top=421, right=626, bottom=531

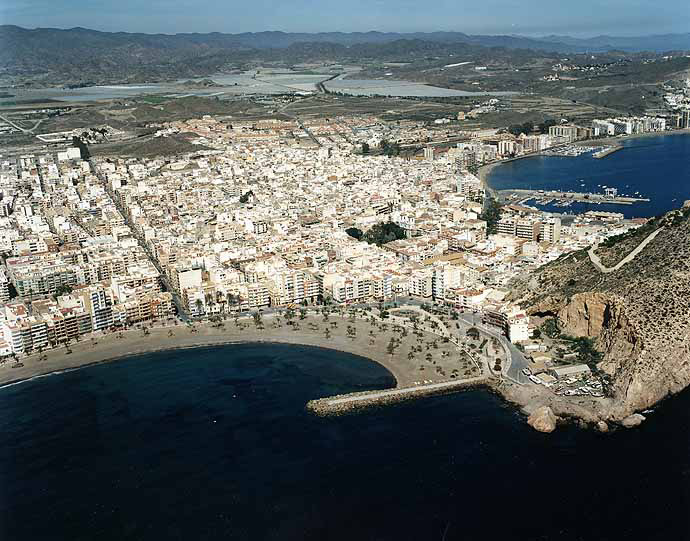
left=527, top=406, right=558, bottom=433
left=516, top=205, right=690, bottom=423
left=621, top=414, right=646, bottom=428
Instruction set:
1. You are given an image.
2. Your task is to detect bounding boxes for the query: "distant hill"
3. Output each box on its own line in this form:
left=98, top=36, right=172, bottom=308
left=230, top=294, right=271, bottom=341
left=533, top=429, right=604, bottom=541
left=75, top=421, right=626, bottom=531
left=0, top=26, right=568, bottom=85
left=540, top=33, right=690, bottom=52
left=2, top=25, right=689, bottom=86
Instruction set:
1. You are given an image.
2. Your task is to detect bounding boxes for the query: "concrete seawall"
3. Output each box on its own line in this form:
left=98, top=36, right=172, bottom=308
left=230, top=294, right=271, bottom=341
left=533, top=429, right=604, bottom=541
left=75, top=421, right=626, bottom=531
left=593, top=146, right=623, bottom=158
left=307, top=376, right=489, bottom=415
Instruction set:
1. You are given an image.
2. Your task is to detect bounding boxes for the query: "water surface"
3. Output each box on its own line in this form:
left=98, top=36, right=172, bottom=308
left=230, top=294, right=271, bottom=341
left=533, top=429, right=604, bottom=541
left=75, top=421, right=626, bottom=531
left=488, top=134, right=690, bottom=218
left=1, top=343, right=689, bottom=540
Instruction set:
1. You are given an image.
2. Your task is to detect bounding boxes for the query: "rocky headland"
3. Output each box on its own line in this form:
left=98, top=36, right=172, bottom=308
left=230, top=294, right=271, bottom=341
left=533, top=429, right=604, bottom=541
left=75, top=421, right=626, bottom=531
left=511, top=202, right=690, bottom=425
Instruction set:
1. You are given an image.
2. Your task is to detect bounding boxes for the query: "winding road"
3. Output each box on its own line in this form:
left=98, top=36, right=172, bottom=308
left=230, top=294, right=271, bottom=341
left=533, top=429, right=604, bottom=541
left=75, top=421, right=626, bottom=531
left=588, top=227, right=663, bottom=273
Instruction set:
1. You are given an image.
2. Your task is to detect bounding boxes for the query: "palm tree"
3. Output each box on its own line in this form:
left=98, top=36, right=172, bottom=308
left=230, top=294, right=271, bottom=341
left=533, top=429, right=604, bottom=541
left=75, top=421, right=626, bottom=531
left=226, top=292, right=235, bottom=313
left=195, top=298, right=204, bottom=316
left=386, top=338, right=396, bottom=356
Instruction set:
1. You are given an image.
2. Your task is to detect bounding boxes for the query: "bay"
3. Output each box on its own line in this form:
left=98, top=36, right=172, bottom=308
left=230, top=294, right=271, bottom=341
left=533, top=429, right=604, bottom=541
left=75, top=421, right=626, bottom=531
left=1, top=343, right=689, bottom=540
left=487, top=133, right=690, bottom=218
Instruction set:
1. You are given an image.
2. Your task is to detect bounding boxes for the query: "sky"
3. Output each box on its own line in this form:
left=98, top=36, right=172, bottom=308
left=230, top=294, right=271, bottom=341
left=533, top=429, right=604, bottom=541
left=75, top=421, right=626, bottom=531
left=0, top=0, right=687, bottom=36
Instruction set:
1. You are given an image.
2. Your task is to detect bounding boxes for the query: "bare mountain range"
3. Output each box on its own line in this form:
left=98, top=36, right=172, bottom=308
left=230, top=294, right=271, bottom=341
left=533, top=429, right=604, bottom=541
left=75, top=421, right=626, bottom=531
left=2, top=25, right=690, bottom=87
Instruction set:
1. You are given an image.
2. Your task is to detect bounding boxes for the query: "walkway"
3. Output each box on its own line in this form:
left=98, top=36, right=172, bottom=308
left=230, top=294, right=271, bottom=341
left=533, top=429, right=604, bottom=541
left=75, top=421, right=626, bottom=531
left=313, top=376, right=488, bottom=410
left=588, top=227, right=663, bottom=273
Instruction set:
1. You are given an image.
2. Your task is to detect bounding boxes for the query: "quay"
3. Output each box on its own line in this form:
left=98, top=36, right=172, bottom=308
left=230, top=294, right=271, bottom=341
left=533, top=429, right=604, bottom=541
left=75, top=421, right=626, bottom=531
left=503, top=189, right=650, bottom=206
left=593, top=146, right=623, bottom=159
left=307, top=376, right=489, bottom=415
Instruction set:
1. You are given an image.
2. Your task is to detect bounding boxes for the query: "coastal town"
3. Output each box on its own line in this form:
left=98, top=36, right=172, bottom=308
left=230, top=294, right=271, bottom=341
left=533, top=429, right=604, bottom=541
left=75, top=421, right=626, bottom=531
left=6, top=8, right=690, bottom=540
left=2, top=95, right=688, bottom=410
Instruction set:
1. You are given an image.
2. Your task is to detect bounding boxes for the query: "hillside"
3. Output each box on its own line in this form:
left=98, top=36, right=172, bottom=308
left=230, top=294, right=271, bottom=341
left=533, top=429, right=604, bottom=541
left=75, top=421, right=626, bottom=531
left=3, top=25, right=690, bottom=88
left=512, top=203, right=690, bottom=420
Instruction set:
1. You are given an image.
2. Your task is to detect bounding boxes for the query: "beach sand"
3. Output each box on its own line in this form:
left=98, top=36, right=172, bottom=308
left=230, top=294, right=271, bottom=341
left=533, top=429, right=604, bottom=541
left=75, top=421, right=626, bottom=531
left=0, top=313, right=480, bottom=389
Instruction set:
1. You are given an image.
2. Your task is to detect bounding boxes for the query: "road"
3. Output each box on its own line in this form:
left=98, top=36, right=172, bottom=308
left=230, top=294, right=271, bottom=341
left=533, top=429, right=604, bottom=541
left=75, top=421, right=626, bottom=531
left=0, top=114, right=45, bottom=135
left=454, top=312, right=530, bottom=384
left=90, top=158, right=188, bottom=319
left=316, top=298, right=531, bottom=385
left=588, top=227, right=663, bottom=273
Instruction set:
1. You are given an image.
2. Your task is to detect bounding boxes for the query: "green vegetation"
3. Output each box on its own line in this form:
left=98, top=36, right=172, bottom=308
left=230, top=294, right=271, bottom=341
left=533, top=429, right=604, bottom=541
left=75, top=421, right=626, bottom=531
left=365, top=222, right=406, bottom=245
left=508, top=121, right=535, bottom=136
left=239, top=190, right=255, bottom=204
left=345, top=227, right=364, bottom=240
left=567, top=336, right=604, bottom=366
left=380, top=139, right=401, bottom=157
left=466, top=327, right=480, bottom=340
left=540, top=318, right=603, bottom=367
left=71, top=136, right=90, bottom=160
left=540, top=318, right=561, bottom=339
left=601, top=220, right=657, bottom=248
left=506, top=116, right=558, bottom=137
left=480, top=198, right=502, bottom=235
left=347, top=222, right=406, bottom=246
left=137, top=95, right=172, bottom=105
left=53, top=285, right=73, bottom=298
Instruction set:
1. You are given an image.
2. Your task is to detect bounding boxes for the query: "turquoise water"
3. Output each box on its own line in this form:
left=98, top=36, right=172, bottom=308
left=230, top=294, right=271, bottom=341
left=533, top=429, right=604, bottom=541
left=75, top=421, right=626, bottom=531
left=487, top=134, right=690, bottom=218
left=2, top=343, right=690, bottom=540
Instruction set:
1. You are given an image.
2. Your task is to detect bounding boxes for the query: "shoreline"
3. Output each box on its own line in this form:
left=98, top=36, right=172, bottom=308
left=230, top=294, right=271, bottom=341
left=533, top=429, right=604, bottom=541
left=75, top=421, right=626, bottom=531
left=0, top=313, right=471, bottom=391
left=478, top=129, right=690, bottom=194
left=0, top=313, right=635, bottom=431
left=575, top=128, right=690, bottom=148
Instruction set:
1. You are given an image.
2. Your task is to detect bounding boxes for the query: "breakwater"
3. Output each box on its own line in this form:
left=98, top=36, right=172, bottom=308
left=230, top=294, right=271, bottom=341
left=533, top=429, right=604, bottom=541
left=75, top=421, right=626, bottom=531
left=593, top=146, right=623, bottom=158
left=307, top=376, right=489, bottom=415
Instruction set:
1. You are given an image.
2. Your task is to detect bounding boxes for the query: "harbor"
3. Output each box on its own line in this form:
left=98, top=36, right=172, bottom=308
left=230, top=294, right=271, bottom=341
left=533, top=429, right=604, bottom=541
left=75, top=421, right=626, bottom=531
left=501, top=188, right=650, bottom=206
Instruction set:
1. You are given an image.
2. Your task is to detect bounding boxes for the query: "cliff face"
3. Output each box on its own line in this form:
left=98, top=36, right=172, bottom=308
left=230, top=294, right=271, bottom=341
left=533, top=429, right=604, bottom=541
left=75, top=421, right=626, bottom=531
left=516, top=204, right=690, bottom=420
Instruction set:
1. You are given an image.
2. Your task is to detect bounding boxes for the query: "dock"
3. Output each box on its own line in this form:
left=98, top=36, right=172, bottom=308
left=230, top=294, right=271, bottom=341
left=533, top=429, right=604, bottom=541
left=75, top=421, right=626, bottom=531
left=307, top=376, right=488, bottom=415
left=503, top=189, right=649, bottom=206
left=593, top=146, right=623, bottom=159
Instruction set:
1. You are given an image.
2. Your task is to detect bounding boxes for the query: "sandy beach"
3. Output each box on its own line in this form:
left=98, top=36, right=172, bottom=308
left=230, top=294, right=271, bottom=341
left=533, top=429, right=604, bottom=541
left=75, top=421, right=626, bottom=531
left=0, top=313, right=481, bottom=389
left=478, top=161, right=503, bottom=192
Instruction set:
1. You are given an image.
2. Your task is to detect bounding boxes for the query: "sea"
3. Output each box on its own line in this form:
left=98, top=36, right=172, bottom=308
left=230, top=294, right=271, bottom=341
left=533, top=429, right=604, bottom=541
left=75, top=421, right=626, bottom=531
left=487, top=133, right=690, bottom=219
left=1, top=343, right=690, bottom=540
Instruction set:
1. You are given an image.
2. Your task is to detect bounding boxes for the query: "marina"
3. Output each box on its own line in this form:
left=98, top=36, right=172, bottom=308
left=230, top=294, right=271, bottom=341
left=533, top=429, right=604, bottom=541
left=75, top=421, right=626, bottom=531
left=487, top=133, right=690, bottom=218
left=502, top=188, right=650, bottom=206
